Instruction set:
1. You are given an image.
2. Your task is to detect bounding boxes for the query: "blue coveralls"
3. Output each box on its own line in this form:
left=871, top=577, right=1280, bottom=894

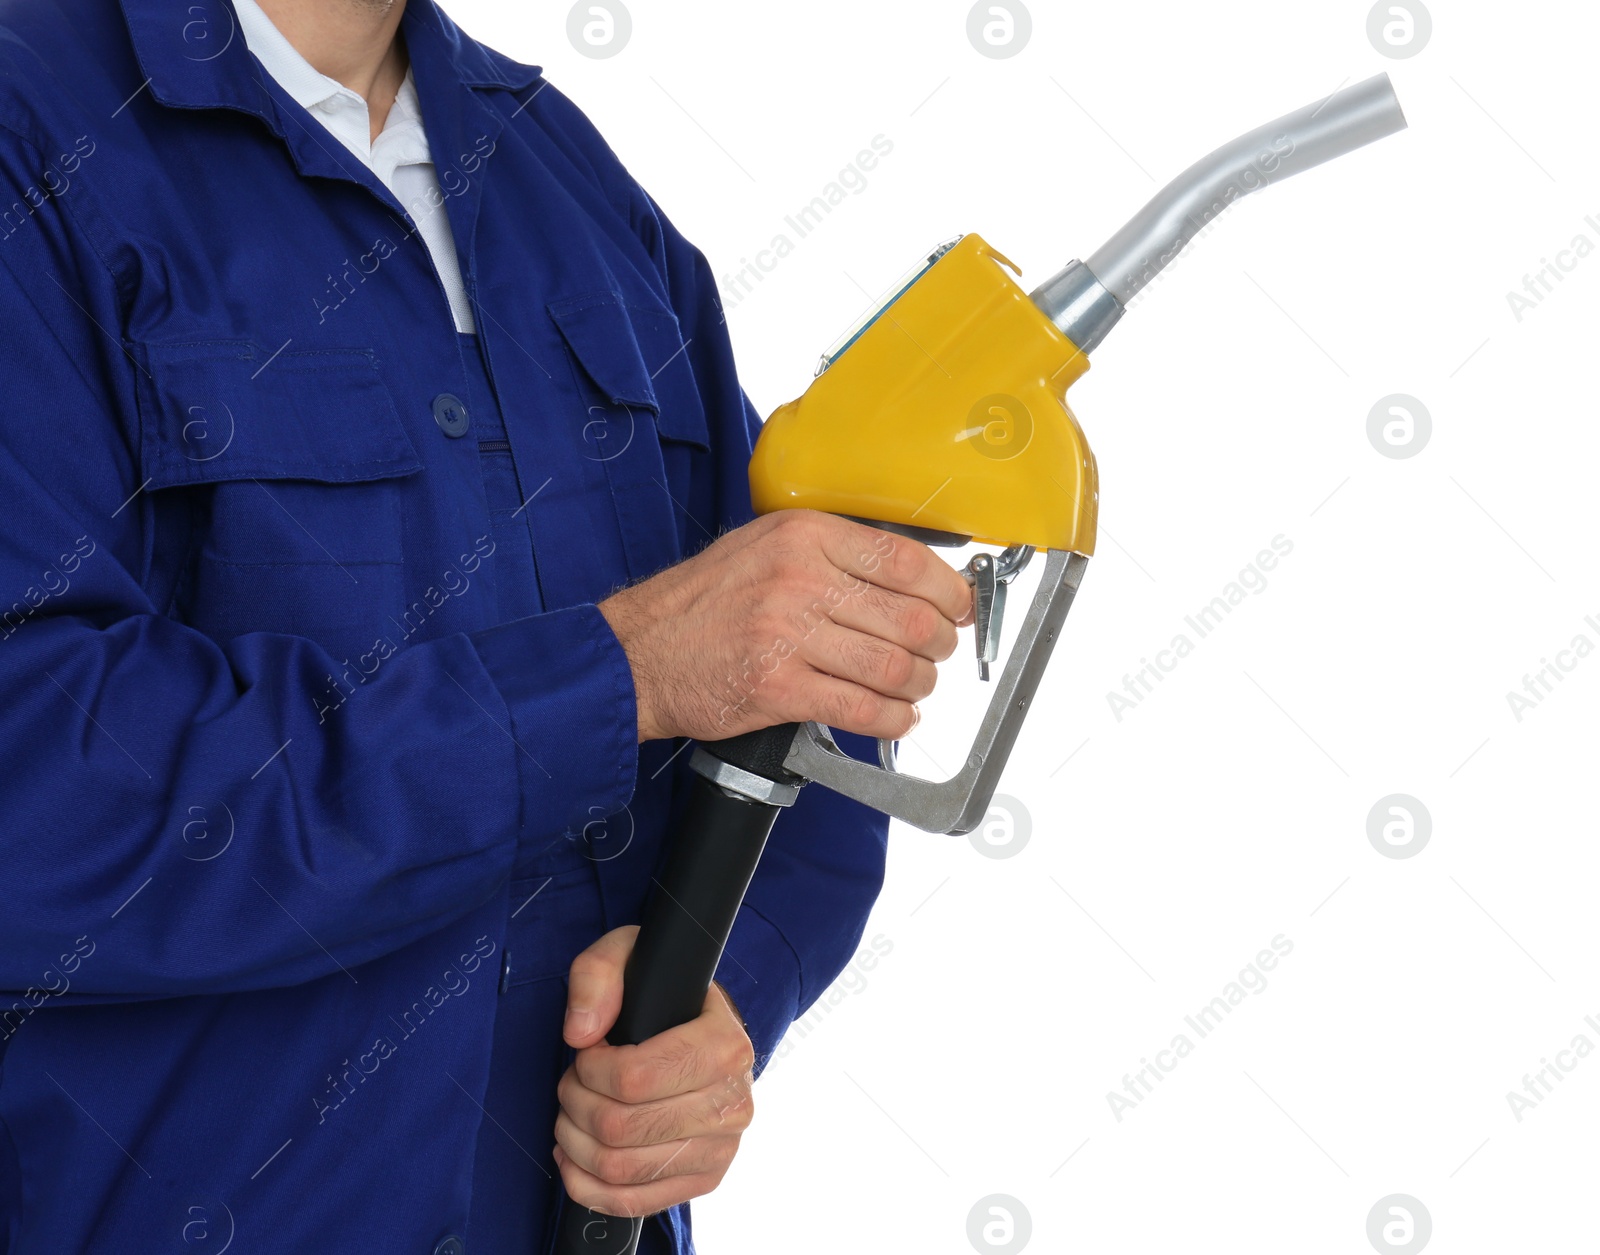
left=0, top=1, right=891, bottom=1251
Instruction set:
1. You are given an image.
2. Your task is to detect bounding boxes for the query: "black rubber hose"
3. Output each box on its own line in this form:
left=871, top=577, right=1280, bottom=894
left=553, top=725, right=801, bottom=1254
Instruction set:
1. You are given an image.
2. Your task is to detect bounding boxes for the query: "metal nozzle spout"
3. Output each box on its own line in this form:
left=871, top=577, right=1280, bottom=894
left=1032, top=72, right=1407, bottom=354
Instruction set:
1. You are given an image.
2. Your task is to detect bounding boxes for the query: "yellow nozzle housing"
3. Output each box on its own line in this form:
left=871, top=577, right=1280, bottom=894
left=749, top=234, right=1098, bottom=554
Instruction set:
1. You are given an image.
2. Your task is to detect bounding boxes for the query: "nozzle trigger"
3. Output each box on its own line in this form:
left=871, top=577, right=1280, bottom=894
left=964, top=545, right=1033, bottom=681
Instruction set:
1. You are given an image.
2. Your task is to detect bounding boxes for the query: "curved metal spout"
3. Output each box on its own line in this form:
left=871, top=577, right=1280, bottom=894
left=1032, top=72, right=1408, bottom=353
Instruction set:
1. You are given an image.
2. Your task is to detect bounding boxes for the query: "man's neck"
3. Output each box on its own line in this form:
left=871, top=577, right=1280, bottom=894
left=254, top=0, right=410, bottom=141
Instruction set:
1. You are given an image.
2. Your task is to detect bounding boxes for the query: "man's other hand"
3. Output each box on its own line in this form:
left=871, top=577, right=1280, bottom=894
left=554, top=926, right=755, bottom=1217
left=598, top=509, right=975, bottom=743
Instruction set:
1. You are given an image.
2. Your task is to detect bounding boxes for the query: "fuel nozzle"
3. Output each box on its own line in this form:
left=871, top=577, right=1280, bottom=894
left=1031, top=72, right=1408, bottom=355
left=747, top=73, right=1408, bottom=834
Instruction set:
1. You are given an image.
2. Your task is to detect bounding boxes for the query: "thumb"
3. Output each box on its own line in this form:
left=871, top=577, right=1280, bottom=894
left=564, top=925, right=638, bottom=1048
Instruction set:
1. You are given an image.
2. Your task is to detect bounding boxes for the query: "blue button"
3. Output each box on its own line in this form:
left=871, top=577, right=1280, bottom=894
left=432, top=1237, right=465, bottom=1255
left=432, top=393, right=470, bottom=438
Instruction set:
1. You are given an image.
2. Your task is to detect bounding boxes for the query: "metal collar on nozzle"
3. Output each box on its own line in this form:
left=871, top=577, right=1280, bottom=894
left=1031, top=72, right=1409, bottom=355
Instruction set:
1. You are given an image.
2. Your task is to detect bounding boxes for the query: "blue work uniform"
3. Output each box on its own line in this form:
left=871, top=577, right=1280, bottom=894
left=0, top=1, right=891, bottom=1251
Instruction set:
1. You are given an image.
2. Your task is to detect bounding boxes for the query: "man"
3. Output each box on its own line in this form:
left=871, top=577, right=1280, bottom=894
left=0, top=0, right=971, bottom=1251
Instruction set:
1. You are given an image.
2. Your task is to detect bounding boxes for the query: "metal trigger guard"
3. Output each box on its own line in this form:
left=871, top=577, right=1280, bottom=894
left=782, top=548, right=1088, bottom=835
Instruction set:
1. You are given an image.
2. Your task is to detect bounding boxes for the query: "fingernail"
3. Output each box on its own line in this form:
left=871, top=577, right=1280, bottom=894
left=566, top=1007, right=597, bottom=1039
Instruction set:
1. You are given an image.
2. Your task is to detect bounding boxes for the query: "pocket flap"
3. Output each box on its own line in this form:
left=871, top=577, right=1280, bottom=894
left=132, top=340, right=424, bottom=490
left=547, top=292, right=710, bottom=449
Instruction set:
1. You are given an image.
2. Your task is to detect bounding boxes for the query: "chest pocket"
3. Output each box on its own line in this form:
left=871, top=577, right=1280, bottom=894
left=132, top=339, right=423, bottom=659
left=547, top=292, right=710, bottom=584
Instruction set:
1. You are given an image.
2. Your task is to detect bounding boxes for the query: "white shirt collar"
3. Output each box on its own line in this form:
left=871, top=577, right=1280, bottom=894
left=232, top=0, right=353, bottom=113
left=228, top=0, right=474, bottom=332
left=232, top=0, right=431, bottom=169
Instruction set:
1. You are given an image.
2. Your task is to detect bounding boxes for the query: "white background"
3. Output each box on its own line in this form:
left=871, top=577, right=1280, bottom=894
left=450, top=2, right=1597, bottom=1250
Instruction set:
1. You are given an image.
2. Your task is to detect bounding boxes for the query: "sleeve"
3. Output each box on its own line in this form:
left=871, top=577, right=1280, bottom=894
left=0, top=125, right=638, bottom=1003
left=626, top=186, right=893, bottom=1073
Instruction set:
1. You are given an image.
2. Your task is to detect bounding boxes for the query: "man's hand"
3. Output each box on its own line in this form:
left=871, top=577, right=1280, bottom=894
left=554, top=926, right=755, bottom=1218
left=598, top=509, right=974, bottom=743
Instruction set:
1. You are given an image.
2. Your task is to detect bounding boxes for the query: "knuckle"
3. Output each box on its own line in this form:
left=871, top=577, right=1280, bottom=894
left=593, top=1145, right=637, bottom=1185
left=772, top=510, right=818, bottom=551
left=764, top=534, right=804, bottom=577
left=900, top=601, right=940, bottom=650
left=724, top=1036, right=756, bottom=1077
left=595, top=1101, right=634, bottom=1147
left=767, top=511, right=800, bottom=538
left=719, top=1091, right=754, bottom=1131
left=851, top=690, right=887, bottom=731
left=752, top=608, right=790, bottom=650
left=613, top=1062, right=650, bottom=1105
left=883, top=537, right=923, bottom=584
left=880, top=646, right=916, bottom=691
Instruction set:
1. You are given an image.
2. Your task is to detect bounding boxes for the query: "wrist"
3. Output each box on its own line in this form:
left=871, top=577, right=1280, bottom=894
left=598, top=590, right=664, bottom=743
